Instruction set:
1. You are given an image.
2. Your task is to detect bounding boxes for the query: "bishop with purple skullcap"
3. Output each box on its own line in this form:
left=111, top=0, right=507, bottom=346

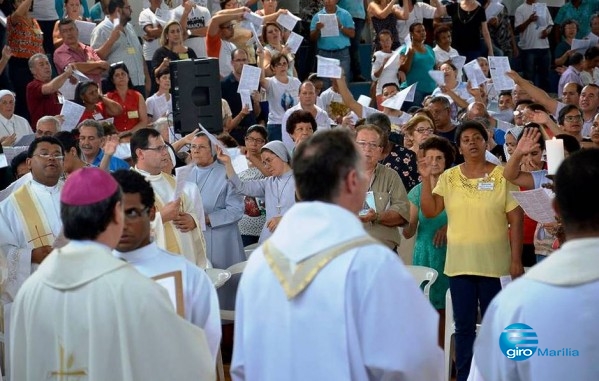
left=61, top=167, right=120, bottom=206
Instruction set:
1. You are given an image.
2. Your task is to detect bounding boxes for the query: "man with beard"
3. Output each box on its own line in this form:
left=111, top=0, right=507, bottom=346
left=0, top=137, right=65, bottom=303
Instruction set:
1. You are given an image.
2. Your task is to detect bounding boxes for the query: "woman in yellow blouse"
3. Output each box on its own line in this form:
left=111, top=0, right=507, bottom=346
left=419, top=120, right=524, bottom=381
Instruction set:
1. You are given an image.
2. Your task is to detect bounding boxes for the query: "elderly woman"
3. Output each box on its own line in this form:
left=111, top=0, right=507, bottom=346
left=554, top=19, right=578, bottom=68
left=285, top=109, right=316, bottom=148
left=503, top=126, right=523, bottom=162
left=74, top=81, right=123, bottom=123
left=404, top=114, right=435, bottom=155
left=151, top=20, right=198, bottom=76
left=403, top=136, right=455, bottom=343
left=419, top=120, right=523, bottom=381
left=356, top=124, right=410, bottom=250
left=261, top=22, right=296, bottom=77
left=218, top=140, right=295, bottom=243
left=105, top=62, right=149, bottom=133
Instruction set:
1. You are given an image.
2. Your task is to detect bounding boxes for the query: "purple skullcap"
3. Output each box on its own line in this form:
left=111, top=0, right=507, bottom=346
left=61, top=167, right=119, bottom=205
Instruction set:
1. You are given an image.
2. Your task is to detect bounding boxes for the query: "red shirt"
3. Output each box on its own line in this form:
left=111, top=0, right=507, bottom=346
left=79, top=102, right=108, bottom=124
left=26, top=79, right=62, bottom=128
left=106, top=89, right=142, bottom=132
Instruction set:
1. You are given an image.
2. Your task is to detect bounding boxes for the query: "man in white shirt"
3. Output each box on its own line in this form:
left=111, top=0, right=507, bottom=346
left=0, top=90, right=34, bottom=146
left=514, top=0, right=553, bottom=92
left=472, top=148, right=599, bottom=381
left=281, top=81, right=331, bottom=149
left=0, top=137, right=64, bottom=303
left=112, top=169, right=220, bottom=363
left=231, top=129, right=443, bottom=381
left=10, top=166, right=215, bottom=380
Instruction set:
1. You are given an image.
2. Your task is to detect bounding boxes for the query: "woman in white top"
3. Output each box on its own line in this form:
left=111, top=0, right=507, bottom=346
left=432, top=62, right=480, bottom=119
left=146, top=67, right=172, bottom=123
left=371, top=29, right=401, bottom=108
left=257, top=50, right=301, bottom=141
left=261, top=22, right=297, bottom=77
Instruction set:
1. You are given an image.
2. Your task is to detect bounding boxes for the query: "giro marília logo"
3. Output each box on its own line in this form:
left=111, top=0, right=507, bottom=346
left=499, top=323, right=538, bottom=361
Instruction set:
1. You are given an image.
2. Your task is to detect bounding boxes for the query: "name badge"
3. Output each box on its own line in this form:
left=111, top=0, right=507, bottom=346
left=127, top=110, right=139, bottom=119
left=477, top=174, right=495, bottom=191
left=93, top=112, right=103, bottom=120
left=57, top=93, right=64, bottom=104
left=127, top=47, right=136, bottom=55
left=178, top=53, right=189, bottom=60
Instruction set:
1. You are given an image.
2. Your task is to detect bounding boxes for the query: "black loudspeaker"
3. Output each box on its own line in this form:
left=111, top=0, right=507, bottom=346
left=170, top=58, right=222, bottom=135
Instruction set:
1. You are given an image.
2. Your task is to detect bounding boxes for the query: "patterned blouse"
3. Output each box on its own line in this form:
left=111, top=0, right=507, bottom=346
left=7, top=15, right=44, bottom=59
left=381, top=143, right=420, bottom=192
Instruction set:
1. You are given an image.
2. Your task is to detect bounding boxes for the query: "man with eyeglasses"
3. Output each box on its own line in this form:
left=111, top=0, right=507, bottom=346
left=78, top=119, right=130, bottom=171
left=558, top=104, right=585, bottom=142
left=0, top=136, right=65, bottom=304
left=112, top=169, right=221, bottom=364
left=221, top=48, right=261, bottom=145
left=91, top=0, right=151, bottom=96
left=35, top=116, right=61, bottom=138
left=428, top=96, right=458, bottom=143
left=206, top=6, right=251, bottom=78
left=131, top=128, right=208, bottom=269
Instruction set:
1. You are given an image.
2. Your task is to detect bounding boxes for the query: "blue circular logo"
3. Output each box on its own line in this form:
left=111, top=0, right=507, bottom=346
left=499, top=323, right=538, bottom=361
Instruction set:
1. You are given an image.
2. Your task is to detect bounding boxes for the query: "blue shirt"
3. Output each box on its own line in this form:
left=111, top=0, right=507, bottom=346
left=554, top=0, right=599, bottom=38
left=337, top=0, right=366, bottom=19
left=310, top=6, right=354, bottom=50
left=92, top=149, right=130, bottom=172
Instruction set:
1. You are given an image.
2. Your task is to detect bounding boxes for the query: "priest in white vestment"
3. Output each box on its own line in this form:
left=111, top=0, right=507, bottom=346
left=112, top=170, right=221, bottom=362
left=231, top=129, right=443, bottom=381
left=130, top=128, right=207, bottom=268
left=472, top=149, right=599, bottom=381
left=10, top=167, right=215, bottom=381
left=0, top=137, right=64, bottom=303
left=0, top=90, right=34, bottom=146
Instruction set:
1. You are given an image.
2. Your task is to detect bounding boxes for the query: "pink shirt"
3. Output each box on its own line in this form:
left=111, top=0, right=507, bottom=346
left=53, top=42, right=103, bottom=84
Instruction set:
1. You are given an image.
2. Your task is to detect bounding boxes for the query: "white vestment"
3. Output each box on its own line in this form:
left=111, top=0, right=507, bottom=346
left=114, top=242, right=221, bottom=362
left=133, top=168, right=207, bottom=268
left=0, top=113, right=33, bottom=142
left=0, top=179, right=63, bottom=303
left=10, top=240, right=215, bottom=381
left=472, top=238, right=599, bottom=381
left=231, top=201, right=443, bottom=381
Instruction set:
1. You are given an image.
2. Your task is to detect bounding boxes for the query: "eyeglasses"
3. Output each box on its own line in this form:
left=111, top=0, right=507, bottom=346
left=245, top=136, right=265, bottom=144
left=564, top=115, right=583, bottom=122
left=34, top=153, right=64, bottom=160
left=415, top=127, right=434, bottom=134
left=143, top=145, right=168, bottom=152
left=190, top=144, right=211, bottom=150
left=356, top=141, right=381, bottom=150
left=124, top=207, right=149, bottom=220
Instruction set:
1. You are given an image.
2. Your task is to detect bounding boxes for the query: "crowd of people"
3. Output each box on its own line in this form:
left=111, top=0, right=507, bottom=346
left=0, top=0, right=598, bottom=379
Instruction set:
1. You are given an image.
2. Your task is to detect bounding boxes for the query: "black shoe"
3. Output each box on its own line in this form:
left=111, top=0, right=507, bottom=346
left=353, top=74, right=367, bottom=82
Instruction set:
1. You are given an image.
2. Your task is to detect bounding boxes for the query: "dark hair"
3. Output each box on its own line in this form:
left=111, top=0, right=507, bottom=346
left=293, top=129, right=361, bottom=202
left=61, top=188, right=122, bottom=240
left=217, top=132, right=239, bottom=147
left=377, top=29, right=392, bottom=38
left=130, top=128, right=161, bottom=163
left=434, top=24, right=451, bottom=41
left=499, top=91, right=512, bottom=98
left=365, top=112, right=391, bottom=133
left=382, top=82, right=400, bottom=92
left=561, top=19, right=578, bottom=36
left=27, top=136, right=65, bottom=158
left=58, top=17, right=76, bottom=27
left=270, top=53, right=288, bottom=68
left=107, top=0, right=124, bottom=14
left=155, top=67, right=170, bottom=80
left=585, top=46, right=599, bottom=60
left=106, top=62, right=134, bottom=91
left=10, top=151, right=28, bottom=177
left=555, top=133, right=582, bottom=154
left=246, top=124, right=268, bottom=141
left=456, top=120, right=488, bottom=143
left=54, top=130, right=82, bottom=156
left=409, top=22, right=424, bottom=34
left=230, top=48, right=248, bottom=61
left=562, top=82, right=583, bottom=95
left=112, top=169, right=155, bottom=209
left=429, top=95, right=451, bottom=108
left=74, top=81, right=99, bottom=106
left=514, top=99, right=534, bottom=109
left=525, top=102, right=548, bottom=113
left=439, top=61, right=457, bottom=72
left=262, top=21, right=282, bottom=44
left=419, top=136, right=455, bottom=169
left=518, top=124, right=546, bottom=150
left=554, top=148, right=599, bottom=234
left=569, top=52, right=584, bottom=66
left=558, top=104, right=583, bottom=125
left=286, top=110, right=316, bottom=135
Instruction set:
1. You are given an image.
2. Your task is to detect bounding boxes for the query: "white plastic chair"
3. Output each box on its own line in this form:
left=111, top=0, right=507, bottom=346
left=243, top=243, right=260, bottom=260
left=406, top=265, right=438, bottom=301
left=205, top=268, right=231, bottom=289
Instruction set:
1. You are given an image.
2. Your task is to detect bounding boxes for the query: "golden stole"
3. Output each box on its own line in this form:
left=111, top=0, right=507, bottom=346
left=13, top=185, right=54, bottom=248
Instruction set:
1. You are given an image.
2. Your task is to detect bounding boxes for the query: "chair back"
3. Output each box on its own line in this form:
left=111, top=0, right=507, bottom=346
left=406, top=265, right=438, bottom=300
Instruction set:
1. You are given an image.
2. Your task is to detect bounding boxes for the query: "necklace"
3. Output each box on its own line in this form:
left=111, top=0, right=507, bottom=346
left=457, top=4, right=479, bottom=24
left=275, top=174, right=292, bottom=214
left=198, top=167, right=214, bottom=194
left=0, top=118, right=14, bottom=136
